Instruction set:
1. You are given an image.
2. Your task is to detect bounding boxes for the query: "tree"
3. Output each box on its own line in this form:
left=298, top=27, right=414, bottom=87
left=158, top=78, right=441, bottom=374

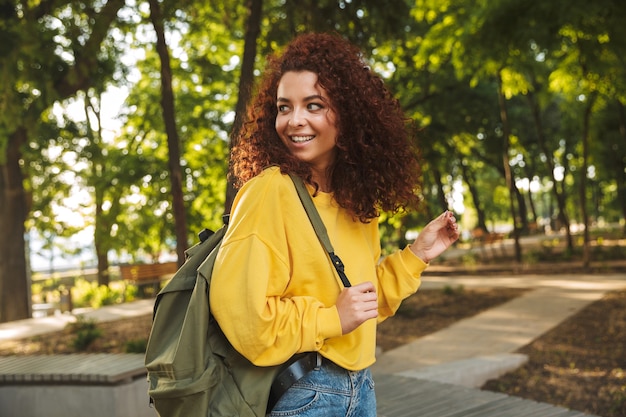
left=532, top=0, right=626, bottom=263
left=81, top=91, right=114, bottom=286
left=148, top=0, right=188, bottom=264
left=225, top=0, right=263, bottom=214
left=0, top=0, right=126, bottom=323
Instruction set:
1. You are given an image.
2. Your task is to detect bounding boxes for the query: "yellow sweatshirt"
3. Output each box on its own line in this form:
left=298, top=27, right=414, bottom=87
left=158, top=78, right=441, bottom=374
left=210, top=167, right=427, bottom=371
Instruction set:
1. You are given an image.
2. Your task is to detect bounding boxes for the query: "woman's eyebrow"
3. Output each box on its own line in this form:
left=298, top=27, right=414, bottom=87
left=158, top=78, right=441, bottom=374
left=276, top=94, right=324, bottom=103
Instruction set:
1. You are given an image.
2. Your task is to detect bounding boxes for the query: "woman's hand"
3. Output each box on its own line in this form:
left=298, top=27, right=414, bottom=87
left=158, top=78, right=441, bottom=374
left=409, top=211, right=460, bottom=264
left=335, top=281, right=378, bottom=334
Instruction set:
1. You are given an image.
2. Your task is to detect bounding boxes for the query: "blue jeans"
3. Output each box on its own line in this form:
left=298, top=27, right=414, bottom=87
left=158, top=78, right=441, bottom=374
left=268, top=355, right=377, bottom=417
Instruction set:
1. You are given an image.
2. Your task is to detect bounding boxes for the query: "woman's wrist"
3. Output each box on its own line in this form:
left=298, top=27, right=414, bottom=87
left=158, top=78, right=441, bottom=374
left=409, top=244, right=430, bottom=264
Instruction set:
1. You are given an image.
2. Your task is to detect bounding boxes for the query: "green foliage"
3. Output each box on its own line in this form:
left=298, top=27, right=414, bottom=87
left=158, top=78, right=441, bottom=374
left=4, top=0, right=626, bottom=323
left=30, top=282, right=44, bottom=301
left=120, top=282, right=138, bottom=302
left=378, top=212, right=411, bottom=255
left=522, top=250, right=540, bottom=265
left=124, top=338, right=148, bottom=353
left=442, top=285, right=465, bottom=296
left=71, top=279, right=127, bottom=309
left=592, top=243, right=626, bottom=262
left=68, top=316, right=103, bottom=351
left=609, top=381, right=626, bottom=416
left=461, top=252, right=480, bottom=269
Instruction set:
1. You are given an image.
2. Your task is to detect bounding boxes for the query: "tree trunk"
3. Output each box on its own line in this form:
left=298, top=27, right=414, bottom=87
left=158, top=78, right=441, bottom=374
left=94, top=185, right=111, bottom=286
left=0, top=129, right=31, bottom=322
left=225, top=0, right=263, bottom=215
left=496, top=72, right=522, bottom=262
left=513, top=181, right=528, bottom=231
left=616, top=100, right=626, bottom=237
left=523, top=166, right=539, bottom=226
left=460, top=162, right=488, bottom=232
left=558, top=141, right=576, bottom=232
left=149, top=0, right=188, bottom=264
left=83, top=92, right=111, bottom=287
left=431, top=163, right=449, bottom=213
left=525, top=90, right=573, bottom=247
left=580, top=94, right=596, bottom=268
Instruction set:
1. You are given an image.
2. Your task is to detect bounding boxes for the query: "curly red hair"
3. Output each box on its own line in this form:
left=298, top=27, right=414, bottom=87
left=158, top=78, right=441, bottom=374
left=231, top=32, right=422, bottom=222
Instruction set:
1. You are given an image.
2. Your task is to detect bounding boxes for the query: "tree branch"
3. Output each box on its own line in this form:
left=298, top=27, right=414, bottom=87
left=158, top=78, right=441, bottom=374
left=53, top=0, right=126, bottom=98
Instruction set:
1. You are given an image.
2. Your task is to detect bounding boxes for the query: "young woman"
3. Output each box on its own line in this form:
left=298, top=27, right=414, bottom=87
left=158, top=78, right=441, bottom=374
left=210, top=32, right=460, bottom=416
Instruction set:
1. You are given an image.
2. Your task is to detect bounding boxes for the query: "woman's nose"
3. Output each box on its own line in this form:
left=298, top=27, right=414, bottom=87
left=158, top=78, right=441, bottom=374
left=289, top=108, right=305, bottom=127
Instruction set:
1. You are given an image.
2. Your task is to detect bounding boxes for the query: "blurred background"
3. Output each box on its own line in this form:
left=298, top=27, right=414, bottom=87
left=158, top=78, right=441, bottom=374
left=1, top=0, right=625, bottom=322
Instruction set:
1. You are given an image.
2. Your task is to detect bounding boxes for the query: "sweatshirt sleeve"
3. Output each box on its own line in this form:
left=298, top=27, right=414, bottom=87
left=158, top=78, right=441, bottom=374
left=376, top=245, right=428, bottom=321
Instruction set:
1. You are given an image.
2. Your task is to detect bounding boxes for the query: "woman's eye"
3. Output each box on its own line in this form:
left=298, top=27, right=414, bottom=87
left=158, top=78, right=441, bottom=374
left=277, top=105, right=289, bottom=112
left=308, top=103, right=323, bottom=111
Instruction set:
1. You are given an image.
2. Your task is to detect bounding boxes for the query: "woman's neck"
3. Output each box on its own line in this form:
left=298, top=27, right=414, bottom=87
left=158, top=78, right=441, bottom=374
left=311, top=169, right=332, bottom=193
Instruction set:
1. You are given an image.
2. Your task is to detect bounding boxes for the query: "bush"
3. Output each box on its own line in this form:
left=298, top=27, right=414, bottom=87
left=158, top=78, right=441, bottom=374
left=442, top=284, right=464, bottom=295
left=72, top=279, right=126, bottom=309
left=461, top=252, right=479, bottom=268
left=522, top=250, right=540, bottom=265
left=68, top=316, right=102, bottom=351
left=124, top=338, right=148, bottom=353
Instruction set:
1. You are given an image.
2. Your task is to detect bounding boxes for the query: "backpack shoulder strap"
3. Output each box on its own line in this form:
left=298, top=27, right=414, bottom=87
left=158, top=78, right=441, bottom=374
left=289, top=174, right=352, bottom=288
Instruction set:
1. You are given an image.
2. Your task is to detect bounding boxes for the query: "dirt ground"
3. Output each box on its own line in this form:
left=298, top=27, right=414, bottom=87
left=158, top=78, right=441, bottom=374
left=482, top=289, right=626, bottom=417
left=1, top=286, right=624, bottom=417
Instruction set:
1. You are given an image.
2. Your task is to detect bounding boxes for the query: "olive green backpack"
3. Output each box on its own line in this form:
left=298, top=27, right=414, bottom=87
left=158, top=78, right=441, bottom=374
left=144, top=175, right=351, bottom=416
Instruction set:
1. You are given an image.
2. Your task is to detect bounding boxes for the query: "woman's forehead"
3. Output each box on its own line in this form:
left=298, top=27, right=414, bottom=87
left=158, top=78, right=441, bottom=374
left=277, top=71, right=329, bottom=99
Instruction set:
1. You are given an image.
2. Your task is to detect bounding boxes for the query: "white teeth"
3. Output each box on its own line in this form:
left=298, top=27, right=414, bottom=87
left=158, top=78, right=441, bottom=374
left=291, top=135, right=314, bottom=143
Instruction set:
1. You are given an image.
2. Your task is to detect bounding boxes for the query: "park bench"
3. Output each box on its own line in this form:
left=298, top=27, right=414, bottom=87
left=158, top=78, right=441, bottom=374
left=470, top=228, right=507, bottom=258
left=470, top=228, right=506, bottom=244
left=0, top=353, right=152, bottom=417
left=119, top=261, right=178, bottom=296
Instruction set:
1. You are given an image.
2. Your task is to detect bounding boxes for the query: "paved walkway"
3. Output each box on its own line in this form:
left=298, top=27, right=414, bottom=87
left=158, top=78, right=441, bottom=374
left=0, top=299, right=155, bottom=343
left=373, top=273, right=626, bottom=381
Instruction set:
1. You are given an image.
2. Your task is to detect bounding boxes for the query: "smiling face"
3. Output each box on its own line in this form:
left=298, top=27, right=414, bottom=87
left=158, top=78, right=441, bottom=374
left=275, top=71, right=338, bottom=191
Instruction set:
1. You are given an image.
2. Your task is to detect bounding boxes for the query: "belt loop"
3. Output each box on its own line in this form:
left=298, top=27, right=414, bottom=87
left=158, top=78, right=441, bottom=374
left=315, top=352, right=322, bottom=370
